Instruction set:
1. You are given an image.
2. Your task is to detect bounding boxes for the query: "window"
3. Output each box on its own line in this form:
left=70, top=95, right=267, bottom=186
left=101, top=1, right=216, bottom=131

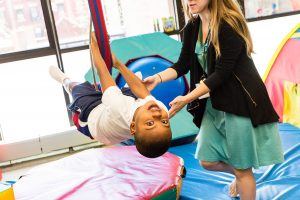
left=30, top=6, right=40, bottom=22
left=56, top=3, right=64, bottom=13
left=15, top=8, right=25, bottom=22
left=244, top=0, right=300, bottom=19
left=51, top=0, right=90, bottom=49
left=110, top=0, right=176, bottom=38
left=0, top=8, right=11, bottom=55
left=0, top=125, right=3, bottom=141
left=34, top=26, right=44, bottom=38
left=0, top=56, right=71, bottom=142
left=52, top=0, right=178, bottom=49
left=0, top=0, right=49, bottom=54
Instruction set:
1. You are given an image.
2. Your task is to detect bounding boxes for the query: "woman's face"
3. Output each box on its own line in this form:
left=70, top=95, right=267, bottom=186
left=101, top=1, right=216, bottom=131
left=186, top=0, right=210, bottom=15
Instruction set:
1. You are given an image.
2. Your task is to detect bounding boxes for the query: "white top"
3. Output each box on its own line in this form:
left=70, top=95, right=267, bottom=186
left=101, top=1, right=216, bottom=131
left=87, top=86, right=168, bottom=145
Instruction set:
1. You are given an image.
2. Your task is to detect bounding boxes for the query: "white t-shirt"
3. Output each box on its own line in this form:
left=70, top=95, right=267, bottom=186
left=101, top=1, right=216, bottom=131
left=87, top=86, right=168, bottom=145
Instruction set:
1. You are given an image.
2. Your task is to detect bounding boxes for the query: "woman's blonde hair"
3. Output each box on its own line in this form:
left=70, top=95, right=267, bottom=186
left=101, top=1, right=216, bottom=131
left=182, top=0, right=253, bottom=58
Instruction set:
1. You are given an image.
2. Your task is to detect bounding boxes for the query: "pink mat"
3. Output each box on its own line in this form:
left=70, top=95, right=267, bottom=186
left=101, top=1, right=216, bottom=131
left=14, top=146, right=184, bottom=200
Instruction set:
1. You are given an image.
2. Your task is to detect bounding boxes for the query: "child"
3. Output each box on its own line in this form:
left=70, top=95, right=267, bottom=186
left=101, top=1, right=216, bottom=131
left=49, top=33, right=171, bottom=158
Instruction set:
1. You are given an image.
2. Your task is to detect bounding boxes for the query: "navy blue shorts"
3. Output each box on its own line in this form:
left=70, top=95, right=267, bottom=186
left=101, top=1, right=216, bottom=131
left=69, top=82, right=136, bottom=121
left=68, top=82, right=136, bottom=138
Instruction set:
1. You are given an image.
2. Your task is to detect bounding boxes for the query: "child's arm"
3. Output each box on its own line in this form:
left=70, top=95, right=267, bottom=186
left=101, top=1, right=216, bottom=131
left=113, top=54, right=150, bottom=99
left=91, top=33, right=116, bottom=92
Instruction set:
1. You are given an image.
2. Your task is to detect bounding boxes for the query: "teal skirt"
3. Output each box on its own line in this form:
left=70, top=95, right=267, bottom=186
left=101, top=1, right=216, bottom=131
left=195, top=99, right=284, bottom=169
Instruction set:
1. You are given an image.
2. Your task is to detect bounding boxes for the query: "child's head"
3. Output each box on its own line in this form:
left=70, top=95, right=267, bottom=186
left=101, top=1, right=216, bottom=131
left=130, top=100, right=172, bottom=158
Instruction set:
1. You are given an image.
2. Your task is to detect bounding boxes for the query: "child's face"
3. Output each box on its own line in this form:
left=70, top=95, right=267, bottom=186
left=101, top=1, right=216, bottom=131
left=132, top=100, right=170, bottom=137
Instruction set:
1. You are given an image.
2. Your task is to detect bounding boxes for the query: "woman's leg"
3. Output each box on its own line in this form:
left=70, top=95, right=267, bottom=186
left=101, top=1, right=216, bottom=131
left=232, top=168, right=256, bottom=200
left=229, top=178, right=238, bottom=198
left=200, top=160, right=234, bottom=174
left=200, top=161, right=237, bottom=197
left=200, top=161, right=256, bottom=199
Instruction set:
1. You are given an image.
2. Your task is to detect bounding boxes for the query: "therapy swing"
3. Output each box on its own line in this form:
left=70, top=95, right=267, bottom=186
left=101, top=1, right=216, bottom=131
left=72, top=0, right=112, bottom=132
left=88, top=0, right=113, bottom=88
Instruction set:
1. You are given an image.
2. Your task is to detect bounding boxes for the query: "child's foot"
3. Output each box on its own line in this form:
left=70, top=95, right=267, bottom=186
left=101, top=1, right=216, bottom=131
left=49, top=65, right=68, bottom=84
left=49, top=66, right=71, bottom=93
left=229, top=179, right=239, bottom=198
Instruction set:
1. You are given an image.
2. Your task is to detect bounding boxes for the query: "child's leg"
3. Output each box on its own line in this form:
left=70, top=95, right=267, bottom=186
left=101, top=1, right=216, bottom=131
left=67, top=81, right=81, bottom=92
left=49, top=66, right=79, bottom=94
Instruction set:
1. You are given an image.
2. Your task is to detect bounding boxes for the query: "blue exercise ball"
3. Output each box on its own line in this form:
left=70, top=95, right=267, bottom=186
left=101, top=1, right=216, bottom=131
left=116, top=56, right=187, bottom=109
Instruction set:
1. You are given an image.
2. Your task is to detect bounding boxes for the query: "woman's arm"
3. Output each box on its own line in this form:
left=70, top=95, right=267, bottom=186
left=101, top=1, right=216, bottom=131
left=169, top=81, right=210, bottom=118
left=144, top=21, right=195, bottom=91
left=143, top=68, right=178, bottom=91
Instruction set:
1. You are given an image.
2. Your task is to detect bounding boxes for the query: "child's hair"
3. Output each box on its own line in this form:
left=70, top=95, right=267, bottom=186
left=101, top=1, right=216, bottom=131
left=134, top=130, right=171, bottom=158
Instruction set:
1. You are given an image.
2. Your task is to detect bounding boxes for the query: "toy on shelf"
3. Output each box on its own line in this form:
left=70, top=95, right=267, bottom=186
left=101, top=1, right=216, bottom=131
left=162, top=17, right=176, bottom=33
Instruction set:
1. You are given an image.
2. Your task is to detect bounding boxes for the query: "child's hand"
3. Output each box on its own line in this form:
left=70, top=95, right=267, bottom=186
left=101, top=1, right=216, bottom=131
left=90, top=32, right=105, bottom=66
left=168, top=95, right=188, bottom=118
left=91, top=32, right=99, bottom=52
left=143, top=75, right=160, bottom=91
left=111, top=52, right=121, bottom=69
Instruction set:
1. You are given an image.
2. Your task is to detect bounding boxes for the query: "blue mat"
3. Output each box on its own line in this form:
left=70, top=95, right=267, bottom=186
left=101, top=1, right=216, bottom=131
left=169, top=123, right=300, bottom=200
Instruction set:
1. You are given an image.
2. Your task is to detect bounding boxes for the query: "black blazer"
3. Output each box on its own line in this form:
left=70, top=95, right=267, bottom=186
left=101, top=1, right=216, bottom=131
left=171, top=16, right=278, bottom=127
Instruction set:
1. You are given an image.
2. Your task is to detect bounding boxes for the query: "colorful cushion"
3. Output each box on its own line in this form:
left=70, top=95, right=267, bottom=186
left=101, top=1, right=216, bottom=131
left=283, top=80, right=300, bottom=128
left=0, top=182, right=15, bottom=200
left=14, top=146, right=184, bottom=200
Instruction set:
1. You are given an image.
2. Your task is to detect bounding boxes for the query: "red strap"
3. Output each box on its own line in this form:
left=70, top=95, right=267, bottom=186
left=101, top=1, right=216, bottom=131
left=72, top=111, right=80, bottom=129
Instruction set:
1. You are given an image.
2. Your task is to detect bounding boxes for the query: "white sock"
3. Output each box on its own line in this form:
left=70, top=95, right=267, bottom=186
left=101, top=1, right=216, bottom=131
left=49, top=66, right=71, bottom=93
left=62, top=78, right=72, bottom=94
left=49, top=66, right=68, bottom=83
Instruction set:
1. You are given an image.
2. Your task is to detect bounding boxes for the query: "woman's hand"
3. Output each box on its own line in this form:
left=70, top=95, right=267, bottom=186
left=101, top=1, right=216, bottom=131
left=169, top=95, right=189, bottom=118
left=143, top=75, right=161, bottom=91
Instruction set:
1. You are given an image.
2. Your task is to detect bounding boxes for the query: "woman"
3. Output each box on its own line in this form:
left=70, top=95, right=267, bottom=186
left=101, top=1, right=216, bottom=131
left=143, top=0, right=284, bottom=199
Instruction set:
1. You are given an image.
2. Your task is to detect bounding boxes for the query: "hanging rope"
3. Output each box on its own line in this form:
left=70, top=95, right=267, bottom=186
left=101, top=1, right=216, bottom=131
left=88, top=0, right=112, bottom=89
left=88, top=0, right=112, bottom=69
